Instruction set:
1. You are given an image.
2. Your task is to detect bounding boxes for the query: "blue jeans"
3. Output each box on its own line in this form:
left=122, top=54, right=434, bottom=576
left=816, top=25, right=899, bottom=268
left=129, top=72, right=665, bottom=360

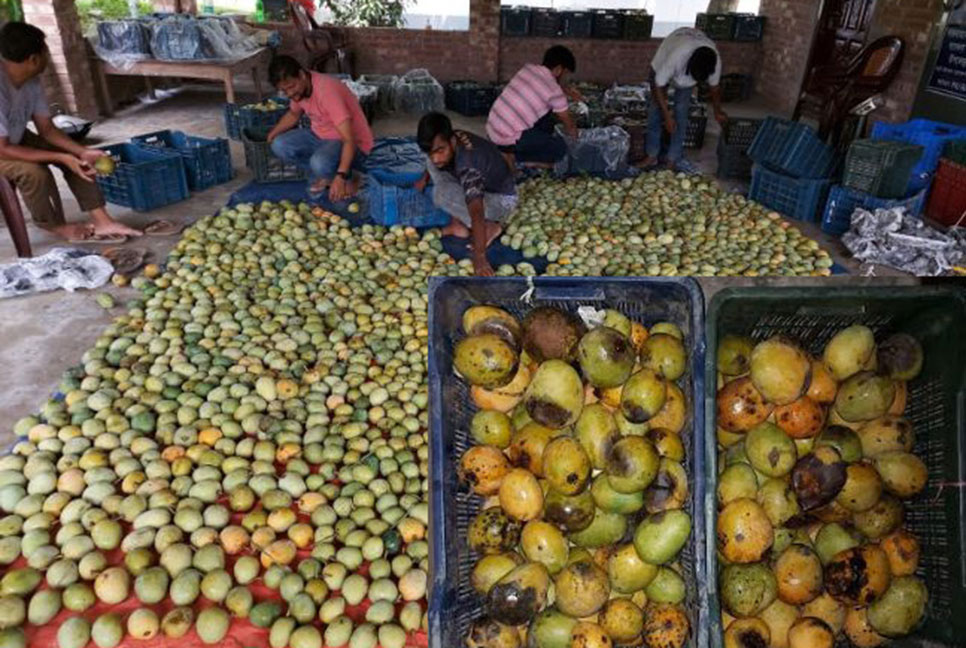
left=270, top=128, right=367, bottom=181
left=646, top=85, right=692, bottom=164
left=509, top=112, right=568, bottom=164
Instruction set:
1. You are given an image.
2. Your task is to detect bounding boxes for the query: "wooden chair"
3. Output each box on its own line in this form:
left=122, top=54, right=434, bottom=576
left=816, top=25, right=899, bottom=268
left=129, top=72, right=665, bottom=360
left=0, top=176, right=66, bottom=258
left=288, top=0, right=354, bottom=77
left=794, top=36, right=905, bottom=141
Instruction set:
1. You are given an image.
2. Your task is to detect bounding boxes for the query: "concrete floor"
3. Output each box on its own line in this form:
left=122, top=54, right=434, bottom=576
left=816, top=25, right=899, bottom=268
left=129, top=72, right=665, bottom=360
left=0, top=82, right=915, bottom=440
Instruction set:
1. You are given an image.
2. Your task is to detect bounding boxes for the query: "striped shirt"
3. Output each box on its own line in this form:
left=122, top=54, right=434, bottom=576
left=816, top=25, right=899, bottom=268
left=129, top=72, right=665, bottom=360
left=486, top=63, right=569, bottom=147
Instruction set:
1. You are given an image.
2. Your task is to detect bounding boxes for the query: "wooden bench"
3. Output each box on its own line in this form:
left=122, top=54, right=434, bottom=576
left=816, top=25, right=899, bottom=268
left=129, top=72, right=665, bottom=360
left=93, top=47, right=271, bottom=116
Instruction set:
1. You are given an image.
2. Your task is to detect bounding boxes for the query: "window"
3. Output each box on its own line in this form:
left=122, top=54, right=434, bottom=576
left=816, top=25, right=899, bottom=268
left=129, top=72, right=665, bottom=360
left=404, top=0, right=471, bottom=30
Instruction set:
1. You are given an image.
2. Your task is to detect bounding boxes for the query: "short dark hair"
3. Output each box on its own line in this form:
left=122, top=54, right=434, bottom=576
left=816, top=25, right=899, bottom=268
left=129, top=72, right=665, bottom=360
left=0, top=22, right=47, bottom=63
left=268, top=55, right=304, bottom=86
left=688, top=47, right=718, bottom=83
left=417, top=112, right=453, bottom=152
left=543, top=46, right=576, bottom=73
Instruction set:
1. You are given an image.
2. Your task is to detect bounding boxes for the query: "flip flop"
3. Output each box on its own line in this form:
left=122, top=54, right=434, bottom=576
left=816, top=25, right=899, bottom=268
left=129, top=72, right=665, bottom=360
left=143, top=220, right=183, bottom=236
left=69, top=233, right=128, bottom=245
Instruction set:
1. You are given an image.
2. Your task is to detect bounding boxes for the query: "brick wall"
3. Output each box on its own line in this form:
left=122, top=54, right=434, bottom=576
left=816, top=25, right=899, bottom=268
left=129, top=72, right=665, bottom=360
left=756, top=0, right=823, bottom=116
left=868, top=0, right=944, bottom=124
left=21, top=0, right=99, bottom=119
left=498, top=38, right=761, bottom=84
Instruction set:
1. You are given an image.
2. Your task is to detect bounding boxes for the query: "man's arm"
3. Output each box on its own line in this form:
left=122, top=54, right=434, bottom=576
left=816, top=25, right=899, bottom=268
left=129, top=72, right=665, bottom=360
left=0, top=134, right=68, bottom=164
left=555, top=110, right=578, bottom=139
left=34, top=115, right=89, bottom=158
left=267, top=111, right=300, bottom=143
left=328, top=120, right=357, bottom=202
left=467, top=196, right=493, bottom=277
left=414, top=170, right=431, bottom=191
left=709, top=85, right=728, bottom=125
left=650, top=79, right=676, bottom=134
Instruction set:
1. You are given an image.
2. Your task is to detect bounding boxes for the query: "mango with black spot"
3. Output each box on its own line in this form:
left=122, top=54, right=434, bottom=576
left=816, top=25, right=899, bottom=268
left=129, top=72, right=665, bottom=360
left=775, top=544, right=823, bottom=605
left=605, top=436, right=659, bottom=494
left=523, top=360, right=584, bottom=430
left=569, top=508, right=627, bottom=549
left=454, top=334, right=519, bottom=390
left=543, top=488, right=595, bottom=533
left=633, top=509, right=691, bottom=565
left=787, top=616, right=834, bottom=648
left=717, top=499, right=773, bottom=564
left=599, top=598, right=644, bottom=644
left=720, top=562, right=777, bottom=617
left=824, top=544, right=892, bottom=605
left=643, top=458, right=688, bottom=514
left=575, top=404, right=621, bottom=471
left=834, top=372, right=896, bottom=423
left=642, top=603, right=689, bottom=648
left=717, top=334, right=755, bottom=377
left=468, top=506, right=521, bottom=555
left=578, top=327, right=636, bottom=389
left=640, top=333, right=687, bottom=381
left=724, top=617, right=770, bottom=648
left=521, top=307, right=585, bottom=363
left=464, top=616, right=521, bottom=648
left=554, top=560, right=610, bottom=618
left=486, top=562, right=551, bottom=626
left=620, top=368, right=667, bottom=424
left=749, top=336, right=811, bottom=406
left=542, top=436, right=591, bottom=496
left=570, top=621, right=613, bottom=648
left=717, top=377, right=774, bottom=434
left=745, top=422, right=797, bottom=478
left=459, top=445, right=510, bottom=496
left=791, top=446, right=847, bottom=512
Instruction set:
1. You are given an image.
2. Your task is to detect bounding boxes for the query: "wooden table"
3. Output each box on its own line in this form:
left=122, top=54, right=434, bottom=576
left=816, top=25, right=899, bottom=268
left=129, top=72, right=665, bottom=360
left=94, top=47, right=271, bottom=116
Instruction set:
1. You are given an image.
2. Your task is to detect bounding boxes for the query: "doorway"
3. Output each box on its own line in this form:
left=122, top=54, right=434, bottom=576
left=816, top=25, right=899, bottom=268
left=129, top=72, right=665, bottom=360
left=808, top=0, right=877, bottom=73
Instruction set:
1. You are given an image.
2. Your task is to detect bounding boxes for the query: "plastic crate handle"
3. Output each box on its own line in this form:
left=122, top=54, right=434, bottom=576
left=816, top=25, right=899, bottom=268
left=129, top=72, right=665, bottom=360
left=533, top=285, right=607, bottom=301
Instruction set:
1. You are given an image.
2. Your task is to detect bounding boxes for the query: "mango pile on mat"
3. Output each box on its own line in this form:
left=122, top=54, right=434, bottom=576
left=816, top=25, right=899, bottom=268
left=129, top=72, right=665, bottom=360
left=0, top=202, right=474, bottom=648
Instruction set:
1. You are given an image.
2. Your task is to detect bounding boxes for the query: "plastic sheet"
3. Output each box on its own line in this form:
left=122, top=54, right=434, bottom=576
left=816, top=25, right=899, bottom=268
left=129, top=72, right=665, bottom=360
left=391, top=69, right=445, bottom=114
left=346, top=80, right=379, bottom=103
left=842, top=207, right=966, bottom=276
left=358, top=74, right=399, bottom=114
left=148, top=16, right=259, bottom=62
left=0, top=248, right=113, bottom=299
left=555, top=125, right=631, bottom=178
left=93, top=20, right=153, bottom=70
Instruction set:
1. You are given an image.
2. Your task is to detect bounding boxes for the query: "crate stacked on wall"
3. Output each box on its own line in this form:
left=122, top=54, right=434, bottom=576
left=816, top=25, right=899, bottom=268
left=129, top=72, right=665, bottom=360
left=695, top=12, right=766, bottom=41
left=746, top=117, right=836, bottom=222
left=820, top=120, right=966, bottom=236
left=500, top=6, right=653, bottom=40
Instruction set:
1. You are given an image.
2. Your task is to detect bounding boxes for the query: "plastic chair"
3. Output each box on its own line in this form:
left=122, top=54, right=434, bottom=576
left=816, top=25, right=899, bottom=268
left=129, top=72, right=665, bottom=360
left=288, top=0, right=354, bottom=77
left=0, top=177, right=33, bottom=258
left=793, top=36, right=905, bottom=141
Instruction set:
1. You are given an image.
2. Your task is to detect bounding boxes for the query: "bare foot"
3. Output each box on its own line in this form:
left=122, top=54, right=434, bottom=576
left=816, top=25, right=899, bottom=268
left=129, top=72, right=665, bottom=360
left=344, top=177, right=361, bottom=199
left=441, top=220, right=470, bottom=238
left=485, top=222, right=503, bottom=247
left=310, top=179, right=329, bottom=194
left=46, top=222, right=95, bottom=241
left=93, top=220, right=143, bottom=237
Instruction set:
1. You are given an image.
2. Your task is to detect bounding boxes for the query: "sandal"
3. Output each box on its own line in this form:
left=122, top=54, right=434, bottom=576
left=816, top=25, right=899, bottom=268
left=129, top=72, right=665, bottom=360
left=144, top=220, right=184, bottom=236
left=69, top=233, right=128, bottom=245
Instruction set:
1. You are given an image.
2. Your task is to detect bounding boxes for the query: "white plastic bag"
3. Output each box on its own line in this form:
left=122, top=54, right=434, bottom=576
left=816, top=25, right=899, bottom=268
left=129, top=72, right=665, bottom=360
left=0, top=248, right=114, bottom=299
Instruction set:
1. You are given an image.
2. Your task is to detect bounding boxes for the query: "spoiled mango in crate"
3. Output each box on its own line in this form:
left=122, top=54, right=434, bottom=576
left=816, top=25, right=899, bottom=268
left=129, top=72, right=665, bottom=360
left=452, top=302, right=695, bottom=648
left=713, top=325, right=929, bottom=647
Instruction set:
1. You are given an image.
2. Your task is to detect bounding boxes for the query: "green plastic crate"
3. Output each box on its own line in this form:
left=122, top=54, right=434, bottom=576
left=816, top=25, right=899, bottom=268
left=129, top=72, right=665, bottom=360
left=844, top=139, right=925, bottom=199
left=705, top=286, right=966, bottom=648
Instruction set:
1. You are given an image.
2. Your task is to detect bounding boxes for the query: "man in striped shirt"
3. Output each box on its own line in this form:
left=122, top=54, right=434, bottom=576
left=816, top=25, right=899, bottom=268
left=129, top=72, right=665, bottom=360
left=486, top=46, right=579, bottom=170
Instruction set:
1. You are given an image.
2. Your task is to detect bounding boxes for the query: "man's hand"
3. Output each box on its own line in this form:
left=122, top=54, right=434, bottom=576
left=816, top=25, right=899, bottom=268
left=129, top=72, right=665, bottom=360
left=664, top=117, right=678, bottom=136
left=79, top=149, right=106, bottom=166
left=61, top=154, right=96, bottom=182
left=473, top=254, right=495, bottom=277
left=715, top=109, right=729, bottom=126
left=267, top=128, right=279, bottom=144
left=564, top=86, right=584, bottom=102
left=414, top=174, right=429, bottom=192
left=329, top=175, right=348, bottom=202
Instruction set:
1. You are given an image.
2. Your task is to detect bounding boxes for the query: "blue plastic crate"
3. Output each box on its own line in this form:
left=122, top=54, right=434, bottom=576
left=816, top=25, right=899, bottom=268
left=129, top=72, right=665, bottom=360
left=224, top=97, right=308, bottom=140
left=872, top=118, right=966, bottom=192
left=130, top=130, right=233, bottom=191
left=749, top=163, right=832, bottom=222
left=95, top=143, right=189, bottom=212
left=427, top=276, right=707, bottom=648
left=747, top=116, right=837, bottom=178
left=364, top=137, right=428, bottom=187
left=363, top=177, right=449, bottom=228
left=821, top=184, right=929, bottom=236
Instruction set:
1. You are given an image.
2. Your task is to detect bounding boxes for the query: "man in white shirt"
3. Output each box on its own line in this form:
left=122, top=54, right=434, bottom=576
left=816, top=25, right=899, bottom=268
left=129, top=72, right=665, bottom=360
left=641, top=27, right=729, bottom=171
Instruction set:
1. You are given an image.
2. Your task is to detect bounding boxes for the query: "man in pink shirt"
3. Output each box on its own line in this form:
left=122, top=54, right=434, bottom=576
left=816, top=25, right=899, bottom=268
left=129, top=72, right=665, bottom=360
left=486, top=46, right=579, bottom=170
left=266, top=56, right=373, bottom=201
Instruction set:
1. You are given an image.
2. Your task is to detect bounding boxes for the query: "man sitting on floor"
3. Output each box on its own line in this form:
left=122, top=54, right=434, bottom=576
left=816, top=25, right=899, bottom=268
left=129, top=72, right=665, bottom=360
left=267, top=55, right=373, bottom=202
left=0, top=22, right=141, bottom=242
left=486, top=45, right=580, bottom=172
left=416, top=113, right=517, bottom=277
left=640, top=27, right=729, bottom=172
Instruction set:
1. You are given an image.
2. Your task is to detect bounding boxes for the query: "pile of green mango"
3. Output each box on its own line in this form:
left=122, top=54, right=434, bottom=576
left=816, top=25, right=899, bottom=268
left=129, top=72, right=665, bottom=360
left=502, top=172, right=835, bottom=277
left=0, top=202, right=473, bottom=648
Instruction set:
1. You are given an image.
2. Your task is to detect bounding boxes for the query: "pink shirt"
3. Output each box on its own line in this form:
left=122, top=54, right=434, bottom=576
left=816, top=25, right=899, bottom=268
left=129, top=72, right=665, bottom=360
left=486, top=63, right=569, bottom=147
left=290, top=72, right=374, bottom=154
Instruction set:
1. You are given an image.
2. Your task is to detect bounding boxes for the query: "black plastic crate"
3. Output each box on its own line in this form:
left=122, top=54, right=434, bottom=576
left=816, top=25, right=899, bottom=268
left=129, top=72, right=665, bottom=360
left=592, top=9, right=624, bottom=39
left=428, top=276, right=708, bottom=648
left=562, top=11, right=594, bottom=38
left=696, top=13, right=736, bottom=40
left=717, top=118, right=764, bottom=180
left=530, top=8, right=561, bottom=37
left=732, top=14, right=765, bottom=41
left=622, top=11, right=654, bottom=40
left=843, top=139, right=925, bottom=199
left=500, top=6, right=531, bottom=37
left=445, top=81, right=499, bottom=117
left=706, top=286, right=966, bottom=648
left=241, top=127, right=306, bottom=184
